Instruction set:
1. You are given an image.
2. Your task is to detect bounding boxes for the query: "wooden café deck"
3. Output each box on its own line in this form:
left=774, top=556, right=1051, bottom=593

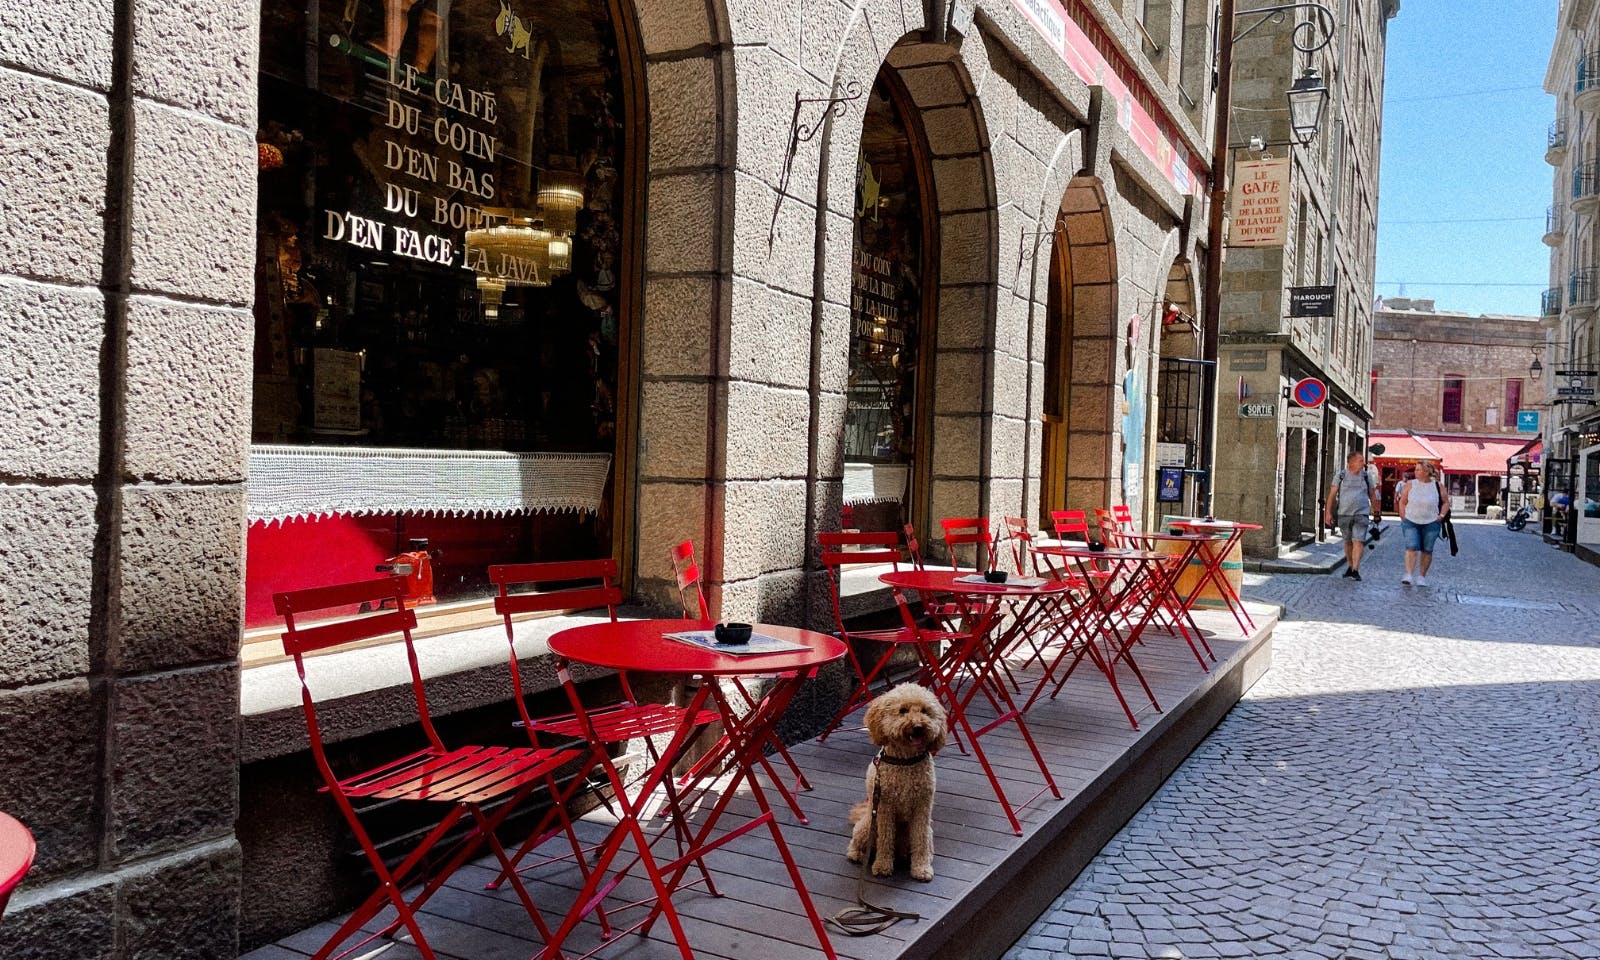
left=246, top=602, right=1277, bottom=960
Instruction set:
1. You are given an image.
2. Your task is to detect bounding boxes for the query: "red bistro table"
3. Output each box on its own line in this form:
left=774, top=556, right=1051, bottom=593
left=541, top=620, right=846, bottom=960
left=1028, top=546, right=1177, bottom=729
left=0, top=811, right=34, bottom=920
left=878, top=570, right=1066, bottom=835
left=1167, top=520, right=1261, bottom=635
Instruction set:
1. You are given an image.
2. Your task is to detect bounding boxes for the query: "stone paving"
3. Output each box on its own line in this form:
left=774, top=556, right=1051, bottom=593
left=1004, top=519, right=1600, bottom=960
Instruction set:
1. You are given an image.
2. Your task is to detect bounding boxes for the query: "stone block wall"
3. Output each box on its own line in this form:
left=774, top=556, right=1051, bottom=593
left=0, top=3, right=255, bottom=958
left=1372, top=310, right=1545, bottom=433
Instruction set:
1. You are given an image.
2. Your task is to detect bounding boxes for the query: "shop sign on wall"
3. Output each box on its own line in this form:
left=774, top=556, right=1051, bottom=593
left=1239, top=401, right=1278, bottom=419
left=1227, top=157, right=1291, bottom=248
left=1285, top=406, right=1322, bottom=432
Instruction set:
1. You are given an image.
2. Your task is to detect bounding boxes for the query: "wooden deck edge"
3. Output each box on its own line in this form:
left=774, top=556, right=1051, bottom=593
left=906, top=611, right=1279, bottom=960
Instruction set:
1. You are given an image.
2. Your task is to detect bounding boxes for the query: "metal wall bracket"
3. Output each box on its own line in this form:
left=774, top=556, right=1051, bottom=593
left=771, top=82, right=866, bottom=243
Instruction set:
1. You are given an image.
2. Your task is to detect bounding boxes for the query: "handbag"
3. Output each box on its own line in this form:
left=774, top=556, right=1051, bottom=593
left=1436, top=479, right=1459, bottom=556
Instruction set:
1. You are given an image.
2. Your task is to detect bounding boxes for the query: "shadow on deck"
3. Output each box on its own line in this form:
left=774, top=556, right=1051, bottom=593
left=246, top=603, right=1277, bottom=960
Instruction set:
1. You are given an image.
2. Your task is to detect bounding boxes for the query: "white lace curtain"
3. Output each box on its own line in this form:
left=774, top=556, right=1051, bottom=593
left=248, top=445, right=613, bottom=524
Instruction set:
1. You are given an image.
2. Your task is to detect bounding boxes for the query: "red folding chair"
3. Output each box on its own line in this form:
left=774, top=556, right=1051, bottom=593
left=1001, top=516, right=1035, bottom=575
left=940, top=517, right=996, bottom=572
left=669, top=541, right=813, bottom=821
left=485, top=559, right=721, bottom=899
left=1113, top=503, right=1136, bottom=532
left=1093, top=508, right=1124, bottom=547
left=903, top=523, right=928, bottom=570
left=274, top=576, right=582, bottom=960
left=815, top=531, right=923, bottom=741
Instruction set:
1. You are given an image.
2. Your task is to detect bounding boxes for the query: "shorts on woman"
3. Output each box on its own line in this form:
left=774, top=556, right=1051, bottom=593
left=1401, top=519, right=1441, bottom=554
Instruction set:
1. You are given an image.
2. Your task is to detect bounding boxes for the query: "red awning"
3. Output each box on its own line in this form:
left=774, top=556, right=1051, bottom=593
left=1368, top=431, right=1441, bottom=463
left=1414, top=435, right=1532, bottom=475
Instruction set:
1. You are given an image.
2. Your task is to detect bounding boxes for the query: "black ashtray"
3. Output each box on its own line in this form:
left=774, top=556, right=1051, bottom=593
left=984, top=570, right=1009, bottom=584
left=1088, top=540, right=1107, bottom=553
left=713, top=622, right=753, bottom=645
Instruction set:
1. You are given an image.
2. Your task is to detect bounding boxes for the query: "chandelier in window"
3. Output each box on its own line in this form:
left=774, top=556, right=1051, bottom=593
left=464, top=169, right=585, bottom=306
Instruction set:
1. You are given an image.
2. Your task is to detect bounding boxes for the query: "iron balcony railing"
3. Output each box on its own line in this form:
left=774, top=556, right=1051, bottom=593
left=1549, top=206, right=1563, bottom=234
left=1570, top=268, right=1599, bottom=308
left=1574, top=161, right=1600, bottom=203
left=1578, top=51, right=1600, bottom=97
left=1543, top=287, right=1562, bottom=317
left=1551, top=118, right=1568, bottom=150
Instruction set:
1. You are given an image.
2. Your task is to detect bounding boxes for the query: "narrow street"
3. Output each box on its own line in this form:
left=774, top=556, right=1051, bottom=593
left=1005, top=520, right=1600, bottom=960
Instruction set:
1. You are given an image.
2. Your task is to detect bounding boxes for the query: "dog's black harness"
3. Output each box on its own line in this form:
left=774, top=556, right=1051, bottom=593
left=828, top=750, right=928, bottom=936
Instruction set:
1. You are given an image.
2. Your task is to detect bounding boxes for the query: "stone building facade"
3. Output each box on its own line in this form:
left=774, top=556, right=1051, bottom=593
left=1544, top=3, right=1600, bottom=479
left=1370, top=299, right=1544, bottom=434
left=0, top=1, right=1229, bottom=955
left=1543, top=0, right=1600, bottom=554
left=1211, top=0, right=1399, bottom=556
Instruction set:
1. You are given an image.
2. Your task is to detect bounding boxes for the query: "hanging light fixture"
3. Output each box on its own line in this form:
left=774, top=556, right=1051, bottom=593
left=535, top=169, right=584, bottom=236
left=1530, top=353, right=1544, bottom=380
left=1286, top=66, right=1330, bottom=146
left=464, top=217, right=554, bottom=287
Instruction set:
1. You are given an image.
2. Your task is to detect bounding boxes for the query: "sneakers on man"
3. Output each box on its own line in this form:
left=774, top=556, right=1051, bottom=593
left=1415, top=575, right=1427, bottom=587
left=1341, top=568, right=1355, bottom=579
left=1401, top=573, right=1413, bottom=585
left=1348, top=570, right=1362, bottom=582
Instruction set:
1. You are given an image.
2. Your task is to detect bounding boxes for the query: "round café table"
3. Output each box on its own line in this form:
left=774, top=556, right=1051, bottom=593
left=878, top=570, right=1067, bottom=835
left=0, top=811, right=34, bottom=920
left=1029, top=544, right=1178, bottom=729
left=1167, top=519, right=1263, bottom=634
left=540, top=619, right=845, bottom=960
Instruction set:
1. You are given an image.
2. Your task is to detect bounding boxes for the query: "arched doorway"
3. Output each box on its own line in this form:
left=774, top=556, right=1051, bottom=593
left=841, top=66, right=938, bottom=535
left=1039, top=177, right=1118, bottom=520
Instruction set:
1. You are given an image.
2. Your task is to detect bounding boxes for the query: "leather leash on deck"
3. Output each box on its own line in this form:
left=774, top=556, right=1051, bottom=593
left=829, top=752, right=926, bottom=936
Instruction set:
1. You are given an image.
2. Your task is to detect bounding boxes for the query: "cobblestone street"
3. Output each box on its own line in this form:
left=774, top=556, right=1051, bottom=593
left=1004, top=519, right=1600, bottom=960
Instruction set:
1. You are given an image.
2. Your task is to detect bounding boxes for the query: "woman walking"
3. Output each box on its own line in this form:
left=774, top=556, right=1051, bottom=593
left=1397, top=461, right=1449, bottom=586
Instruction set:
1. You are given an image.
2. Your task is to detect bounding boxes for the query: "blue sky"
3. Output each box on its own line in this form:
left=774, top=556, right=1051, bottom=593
left=1374, top=0, right=1558, bottom=317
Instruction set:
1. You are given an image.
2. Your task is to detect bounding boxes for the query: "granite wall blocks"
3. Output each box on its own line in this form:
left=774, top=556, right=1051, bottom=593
left=128, top=100, right=255, bottom=304
left=0, top=69, right=110, bottom=285
left=647, top=57, right=721, bottom=170
left=123, top=296, right=252, bottom=482
left=0, top=0, right=113, bottom=90
left=0, top=680, right=101, bottom=879
left=0, top=279, right=103, bottom=480
left=117, top=484, right=244, bottom=673
left=132, top=0, right=259, bottom=126
left=108, top=665, right=240, bottom=860
left=0, top=875, right=117, bottom=960
left=0, top=485, right=97, bottom=687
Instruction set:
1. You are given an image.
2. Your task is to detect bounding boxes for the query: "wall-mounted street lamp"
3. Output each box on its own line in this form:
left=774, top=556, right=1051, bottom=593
left=1530, top=354, right=1544, bottom=380
left=1196, top=1, right=1337, bottom=515
left=1286, top=67, right=1331, bottom=146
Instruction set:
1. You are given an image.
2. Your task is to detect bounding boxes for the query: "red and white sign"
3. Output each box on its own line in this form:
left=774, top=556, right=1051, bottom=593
left=1227, top=157, right=1291, bottom=248
left=1292, top=377, right=1327, bottom=408
left=1008, top=0, right=1205, bottom=196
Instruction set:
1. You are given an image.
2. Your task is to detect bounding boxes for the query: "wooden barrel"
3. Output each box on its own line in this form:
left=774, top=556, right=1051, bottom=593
left=1159, top=515, right=1244, bottom=609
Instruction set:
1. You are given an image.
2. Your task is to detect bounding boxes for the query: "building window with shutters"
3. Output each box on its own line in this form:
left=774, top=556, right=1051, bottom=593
left=1442, top=375, right=1464, bottom=425
left=1505, top=378, right=1523, bottom=422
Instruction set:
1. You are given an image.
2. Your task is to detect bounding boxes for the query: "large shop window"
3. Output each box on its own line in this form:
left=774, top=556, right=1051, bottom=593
left=248, top=0, right=635, bottom=634
left=843, top=74, right=932, bottom=533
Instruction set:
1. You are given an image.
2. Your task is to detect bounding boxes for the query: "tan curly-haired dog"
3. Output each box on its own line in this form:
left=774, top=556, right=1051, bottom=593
left=845, top=683, right=947, bottom=881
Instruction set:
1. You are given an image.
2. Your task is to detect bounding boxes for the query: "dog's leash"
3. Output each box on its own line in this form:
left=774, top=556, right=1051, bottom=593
left=829, top=753, right=926, bottom=937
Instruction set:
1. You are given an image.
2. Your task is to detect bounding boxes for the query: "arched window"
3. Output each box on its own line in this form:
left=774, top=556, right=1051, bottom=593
left=843, top=71, right=933, bottom=532
left=247, top=0, right=638, bottom=631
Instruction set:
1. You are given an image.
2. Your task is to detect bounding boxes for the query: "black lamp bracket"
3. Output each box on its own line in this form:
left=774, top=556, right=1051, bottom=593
left=1231, top=2, right=1337, bottom=53
left=771, top=81, right=866, bottom=244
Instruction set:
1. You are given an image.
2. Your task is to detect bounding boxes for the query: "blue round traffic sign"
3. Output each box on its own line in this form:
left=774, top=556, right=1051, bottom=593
left=1292, top=377, right=1327, bottom=408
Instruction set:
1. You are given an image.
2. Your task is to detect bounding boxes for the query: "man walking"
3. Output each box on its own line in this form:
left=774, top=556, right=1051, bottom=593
left=1325, top=450, right=1380, bottom=581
